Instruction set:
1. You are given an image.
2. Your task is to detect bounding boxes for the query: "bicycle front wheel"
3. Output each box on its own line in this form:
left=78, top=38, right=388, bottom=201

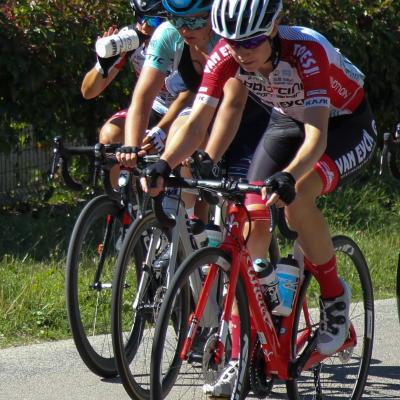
left=397, top=253, right=400, bottom=323
left=287, top=235, right=374, bottom=400
left=112, top=210, right=179, bottom=400
left=66, top=194, right=126, bottom=378
left=150, top=247, right=251, bottom=400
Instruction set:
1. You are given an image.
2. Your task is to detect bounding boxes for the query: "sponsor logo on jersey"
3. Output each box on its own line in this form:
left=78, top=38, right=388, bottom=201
left=304, top=97, right=329, bottom=107
left=293, top=44, right=320, bottom=76
left=145, top=53, right=165, bottom=65
left=204, top=44, right=230, bottom=73
left=330, top=77, right=350, bottom=99
left=242, top=81, right=303, bottom=98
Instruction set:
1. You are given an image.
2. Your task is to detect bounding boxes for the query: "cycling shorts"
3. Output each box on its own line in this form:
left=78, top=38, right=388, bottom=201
left=181, top=97, right=271, bottom=179
left=108, top=108, right=163, bottom=128
left=248, top=97, right=377, bottom=194
left=224, top=97, right=270, bottom=179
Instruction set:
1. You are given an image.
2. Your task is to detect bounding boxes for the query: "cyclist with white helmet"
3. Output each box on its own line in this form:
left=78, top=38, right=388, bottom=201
left=142, top=0, right=377, bottom=395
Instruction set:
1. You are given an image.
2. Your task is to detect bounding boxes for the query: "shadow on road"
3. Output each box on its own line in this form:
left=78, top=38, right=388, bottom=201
left=364, top=357, right=400, bottom=398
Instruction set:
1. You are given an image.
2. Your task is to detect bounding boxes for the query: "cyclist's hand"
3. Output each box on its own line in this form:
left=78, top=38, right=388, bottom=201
left=116, top=146, right=140, bottom=168
left=193, top=150, right=217, bottom=179
left=95, top=27, right=126, bottom=78
left=141, top=126, right=167, bottom=154
left=262, top=171, right=296, bottom=206
left=140, top=159, right=171, bottom=196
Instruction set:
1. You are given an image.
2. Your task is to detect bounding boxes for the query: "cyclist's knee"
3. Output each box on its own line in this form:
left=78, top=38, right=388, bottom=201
left=244, top=184, right=270, bottom=222
left=99, top=122, right=124, bottom=145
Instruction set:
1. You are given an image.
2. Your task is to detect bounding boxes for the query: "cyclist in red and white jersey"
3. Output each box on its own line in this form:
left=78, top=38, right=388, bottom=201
left=142, top=0, right=378, bottom=378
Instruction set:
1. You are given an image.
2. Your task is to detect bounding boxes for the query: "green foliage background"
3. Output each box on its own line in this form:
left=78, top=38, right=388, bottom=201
left=0, top=0, right=135, bottom=150
left=0, top=0, right=399, bottom=150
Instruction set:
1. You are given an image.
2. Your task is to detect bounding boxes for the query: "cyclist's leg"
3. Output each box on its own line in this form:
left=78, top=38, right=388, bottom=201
left=206, top=99, right=271, bottom=395
left=286, top=98, right=377, bottom=355
left=246, top=109, right=303, bottom=261
left=167, top=110, right=209, bottom=222
left=100, top=108, right=163, bottom=186
left=98, top=110, right=126, bottom=186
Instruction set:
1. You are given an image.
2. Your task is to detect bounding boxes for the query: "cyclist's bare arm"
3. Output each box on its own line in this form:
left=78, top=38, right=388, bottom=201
left=205, top=78, right=248, bottom=162
left=285, top=106, right=329, bottom=180
left=161, top=101, right=216, bottom=168
left=141, top=89, right=195, bottom=154
left=81, top=27, right=123, bottom=100
left=266, top=106, right=329, bottom=205
left=81, top=66, right=121, bottom=99
left=157, top=90, right=195, bottom=132
left=125, top=65, right=166, bottom=148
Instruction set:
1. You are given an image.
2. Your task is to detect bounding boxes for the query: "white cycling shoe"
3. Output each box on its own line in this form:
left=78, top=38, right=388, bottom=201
left=317, top=278, right=351, bottom=356
left=203, top=360, right=238, bottom=398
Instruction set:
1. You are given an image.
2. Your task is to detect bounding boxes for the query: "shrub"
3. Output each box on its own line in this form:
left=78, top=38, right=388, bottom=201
left=0, top=0, right=135, bottom=148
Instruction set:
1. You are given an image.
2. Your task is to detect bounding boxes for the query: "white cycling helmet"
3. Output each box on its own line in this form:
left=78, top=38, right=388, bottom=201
left=211, top=0, right=282, bottom=40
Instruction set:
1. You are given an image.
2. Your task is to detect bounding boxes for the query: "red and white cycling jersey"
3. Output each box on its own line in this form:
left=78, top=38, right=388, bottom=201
left=195, top=26, right=365, bottom=122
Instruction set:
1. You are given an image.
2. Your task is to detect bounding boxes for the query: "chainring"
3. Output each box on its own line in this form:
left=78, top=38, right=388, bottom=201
left=249, top=339, right=274, bottom=398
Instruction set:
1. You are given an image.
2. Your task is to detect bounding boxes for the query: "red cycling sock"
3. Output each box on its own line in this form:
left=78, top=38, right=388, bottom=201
left=306, top=255, right=343, bottom=299
left=230, top=314, right=240, bottom=360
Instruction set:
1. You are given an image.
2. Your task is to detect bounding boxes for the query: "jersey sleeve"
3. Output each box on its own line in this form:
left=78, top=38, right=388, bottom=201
left=143, top=22, right=182, bottom=74
left=195, top=39, right=240, bottom=108
left=291, top=39, right=331, bottom=109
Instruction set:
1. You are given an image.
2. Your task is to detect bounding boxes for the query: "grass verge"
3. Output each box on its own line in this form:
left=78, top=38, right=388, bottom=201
left=0, top=169, right=399, bottom=348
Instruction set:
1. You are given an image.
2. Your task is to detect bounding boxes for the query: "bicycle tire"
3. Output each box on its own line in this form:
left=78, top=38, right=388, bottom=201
left=65, top=194, right=125, bottom=378
left=150, top=247, right=251, bottom=400
left=387, top=146, right=400, bottom=180
left=112, top=210, right=180, bottom=400
left=397, top=253, right=400, bottom=323
left=286, top=235, right=374, bottom=400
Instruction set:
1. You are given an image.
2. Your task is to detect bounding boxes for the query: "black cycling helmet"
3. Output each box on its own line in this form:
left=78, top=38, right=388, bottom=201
left=129, top=0, right=165, bottom=15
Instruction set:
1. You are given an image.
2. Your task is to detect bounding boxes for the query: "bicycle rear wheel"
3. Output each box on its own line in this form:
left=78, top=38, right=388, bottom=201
left=388, top=145, right=400, bottom=180
left=150, top=247, right=251, bottom=400
left=111, top=211, right=178, bottom=400
left=66, top=194, right=126, bottom=378
left=286, top=235, right=374, bottom=400
left=397, top=253, right=400, bottom=323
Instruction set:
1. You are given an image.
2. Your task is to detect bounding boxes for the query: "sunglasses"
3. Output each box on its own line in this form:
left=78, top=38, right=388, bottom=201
left=168, top=15, right=209, bottom=30
left=226, top=35, right=269, bottom=50
left=137, top=15, right=164, bottom=28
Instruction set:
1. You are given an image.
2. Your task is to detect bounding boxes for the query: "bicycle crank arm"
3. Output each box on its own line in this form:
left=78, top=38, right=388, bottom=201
left=288, top=332, right=318, bottom=378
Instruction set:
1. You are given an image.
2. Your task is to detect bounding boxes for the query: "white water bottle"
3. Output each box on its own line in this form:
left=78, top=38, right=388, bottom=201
left=253, top=258, right=282, bottom=313
left=275, top=254, right=300, bottom=316
left=95, top=27, right=140, bottom=58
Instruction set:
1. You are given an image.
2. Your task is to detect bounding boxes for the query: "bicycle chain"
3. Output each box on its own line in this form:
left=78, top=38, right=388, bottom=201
left=249, top=339, right=274, bottom=398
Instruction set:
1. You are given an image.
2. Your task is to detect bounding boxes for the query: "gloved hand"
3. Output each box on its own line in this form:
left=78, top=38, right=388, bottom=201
left=193, top=150, right=218, bottom=179
left=142, top=159, right=171, bottom=189
left=142, top=126, right=167, bottom=154
left=95, top=53, right=126, bottom=78
left=264, top=171, right=296, bottom=205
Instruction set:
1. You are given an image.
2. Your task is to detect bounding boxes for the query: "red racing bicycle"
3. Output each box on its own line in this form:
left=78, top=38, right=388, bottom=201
left=150, top=177, right=374, bottom=400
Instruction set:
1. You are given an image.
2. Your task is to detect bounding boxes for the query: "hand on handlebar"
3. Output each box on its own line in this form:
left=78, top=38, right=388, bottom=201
left=116, top=146, right=140, bottom=168
left=261, top=171, right=296, bottom=207
left=140, top=159, right=171, bottom=197
left=141, top=127, right=167, bottom=154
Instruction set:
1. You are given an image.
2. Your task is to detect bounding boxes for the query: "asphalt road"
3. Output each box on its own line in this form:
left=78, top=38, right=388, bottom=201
left=0, top=298, right=399, bottom=400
